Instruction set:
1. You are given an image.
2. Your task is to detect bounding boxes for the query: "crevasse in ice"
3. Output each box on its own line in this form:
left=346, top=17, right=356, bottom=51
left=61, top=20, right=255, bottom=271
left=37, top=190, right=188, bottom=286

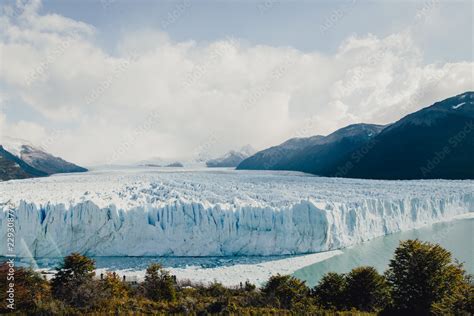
left=1, top=169, right=472, bottom=257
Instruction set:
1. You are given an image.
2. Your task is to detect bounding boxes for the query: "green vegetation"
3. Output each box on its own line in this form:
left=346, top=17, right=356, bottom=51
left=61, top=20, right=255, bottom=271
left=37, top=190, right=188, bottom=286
left=384, top=239, right=473, bottom=315
left=261, top=274, right=310, bottom=310
left=313, top=272, right=347, bottom=310
left=0, top=240, right=472, bottom=314
left=143, top=263, right=177, bottom=302
left=51, top=252, right=97, bottom=308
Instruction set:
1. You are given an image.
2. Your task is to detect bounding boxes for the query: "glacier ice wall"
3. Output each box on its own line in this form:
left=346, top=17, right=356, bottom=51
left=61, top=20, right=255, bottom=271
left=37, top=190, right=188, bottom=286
left=1, top=193, right=473, bottom=257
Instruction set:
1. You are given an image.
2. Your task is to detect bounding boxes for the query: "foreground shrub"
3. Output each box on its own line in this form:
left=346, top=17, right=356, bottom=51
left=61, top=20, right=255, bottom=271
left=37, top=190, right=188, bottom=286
left=143, top=263, right=177, bottom=302
left=51, top=253, right=100, bottom=308
left=3, top=239, right=470, bottom=315
left=0, top=262, right=50, bottom=312
left=261, top=274, right=309, bottom=309
left=345, top=266, right=390, bottom=312
left=385, top=239, right=473, bottom=315
left=99, top=272, right=131, bottom=309
left=312, top=272, right=347, bottom=310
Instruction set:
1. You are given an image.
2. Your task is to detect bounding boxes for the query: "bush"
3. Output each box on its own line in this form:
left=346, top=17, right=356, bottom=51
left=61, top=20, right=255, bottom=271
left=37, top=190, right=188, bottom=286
left=345, top=266, right=390, bottom=312
left=204, top=281, right=230, bottom=297
left=312, top=272, right=347, bottom=310
left=0, top=262, right=50, bottom=312
left=385, top=239, right=473, bottom=315
left=3, top=239, right=470, bottom=315
left=99, top=272, right=130, bottom=309
left=261, top=274, right=309, bottom=309
left=143, top=263, right=177, bottom=302
left=51, top=253, right=100, bottom=308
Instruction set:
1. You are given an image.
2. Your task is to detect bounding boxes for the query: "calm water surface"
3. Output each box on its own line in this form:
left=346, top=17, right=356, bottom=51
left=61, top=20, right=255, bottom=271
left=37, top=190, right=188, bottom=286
left=294, top=218, right=474, bottom=287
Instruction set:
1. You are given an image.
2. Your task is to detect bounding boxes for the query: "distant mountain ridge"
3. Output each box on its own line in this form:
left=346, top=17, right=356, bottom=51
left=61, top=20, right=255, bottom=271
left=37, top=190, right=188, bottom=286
left=238, top=92, right=474, bottom=180
left=336, top=91, right=474, bottom=179
left=0, top=145, right=48, bottom=180
left=238, top=124, right=384, bottom=173
left=0, top=137, right=87, bottom=181
left=206, top=145, right=256, bottom=168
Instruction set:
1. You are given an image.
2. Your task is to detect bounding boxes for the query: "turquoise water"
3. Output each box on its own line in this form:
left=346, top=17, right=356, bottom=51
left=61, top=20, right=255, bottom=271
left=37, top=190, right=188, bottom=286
left=293, top=218, right=474, bottom=287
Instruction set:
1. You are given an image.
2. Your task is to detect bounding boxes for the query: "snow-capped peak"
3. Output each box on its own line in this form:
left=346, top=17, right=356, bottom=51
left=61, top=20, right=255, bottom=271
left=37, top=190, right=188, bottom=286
left=0, top=136, right=42, bottom=157
left=0, top=136, right=87, bottom=177
left=206, top=145, right=256, bottom=168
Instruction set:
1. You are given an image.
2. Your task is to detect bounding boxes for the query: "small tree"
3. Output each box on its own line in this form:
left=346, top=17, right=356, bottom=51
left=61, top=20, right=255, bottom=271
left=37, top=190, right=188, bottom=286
left=100, top=272, right=130, bottom=308
left=261, top=274, right=309, bottom=309
left=143, top=263, right=176, bottom=301
left=312, top=272, right=347, bottom=310
left=431, top=272, right=474, bottom=316
left=385, top=239, right=473, bottom=315
left=51, top=253, right=99, bottom=308
left=62, top=253, right=94, bottom=275
left=345, top=266, right=390, bottom=312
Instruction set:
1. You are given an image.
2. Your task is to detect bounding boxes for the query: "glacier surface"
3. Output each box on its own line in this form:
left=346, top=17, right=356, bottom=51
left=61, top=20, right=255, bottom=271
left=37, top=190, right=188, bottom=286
left=0, top=168, right=473, bottom=257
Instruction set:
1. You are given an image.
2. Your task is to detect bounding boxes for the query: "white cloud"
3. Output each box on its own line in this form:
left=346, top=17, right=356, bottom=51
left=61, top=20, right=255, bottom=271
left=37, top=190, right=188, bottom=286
left=0, top=1, right=472, bottom=165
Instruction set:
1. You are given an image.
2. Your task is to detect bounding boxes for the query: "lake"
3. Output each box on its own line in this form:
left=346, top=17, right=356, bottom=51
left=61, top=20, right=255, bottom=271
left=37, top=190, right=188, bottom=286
left=294, top=217, right=474, bottom=287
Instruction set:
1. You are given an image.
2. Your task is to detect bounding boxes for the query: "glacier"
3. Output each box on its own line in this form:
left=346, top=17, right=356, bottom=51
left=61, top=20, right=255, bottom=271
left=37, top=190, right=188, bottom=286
left=0, top=168, right=473, bottom=257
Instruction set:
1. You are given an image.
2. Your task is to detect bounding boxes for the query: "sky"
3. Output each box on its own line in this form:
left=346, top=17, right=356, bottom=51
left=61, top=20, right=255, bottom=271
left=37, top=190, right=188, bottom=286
left=0, top=0, right=473, bottom=166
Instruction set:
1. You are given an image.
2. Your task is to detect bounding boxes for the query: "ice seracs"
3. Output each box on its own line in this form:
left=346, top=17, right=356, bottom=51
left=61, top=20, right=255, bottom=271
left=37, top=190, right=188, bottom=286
left=0, top=168, right=472, bottom=258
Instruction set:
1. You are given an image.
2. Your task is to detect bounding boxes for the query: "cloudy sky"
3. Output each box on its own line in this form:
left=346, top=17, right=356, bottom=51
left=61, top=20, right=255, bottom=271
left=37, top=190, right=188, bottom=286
left=0, top=0, right=472, bottom=166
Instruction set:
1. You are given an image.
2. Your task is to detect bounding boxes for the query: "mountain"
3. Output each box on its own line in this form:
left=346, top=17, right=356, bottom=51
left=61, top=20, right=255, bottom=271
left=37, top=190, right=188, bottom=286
left=0, top=155, right=31, bottom=181
left=137, top=160, right=184, bottom=168
left=137, top=157, right=168, bottom=167
left=237, top=124, right=384, bottom=172
left=206, top=145, right=256, bottom=168
left=0, top=137, right=87, bottom=181
left=335, top=91, right=474, bottom=179
left=238, top=92, right=474, bottom=180
left=0, top=146, right=48, bottom=181
left=236, top=137, right=325, bottom=170
left=165, top=162, right=184, bottom=167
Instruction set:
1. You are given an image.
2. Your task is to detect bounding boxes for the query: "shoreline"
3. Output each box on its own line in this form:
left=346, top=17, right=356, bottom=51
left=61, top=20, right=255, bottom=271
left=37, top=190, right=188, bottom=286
left=36, top=250, right=343, bottom=287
